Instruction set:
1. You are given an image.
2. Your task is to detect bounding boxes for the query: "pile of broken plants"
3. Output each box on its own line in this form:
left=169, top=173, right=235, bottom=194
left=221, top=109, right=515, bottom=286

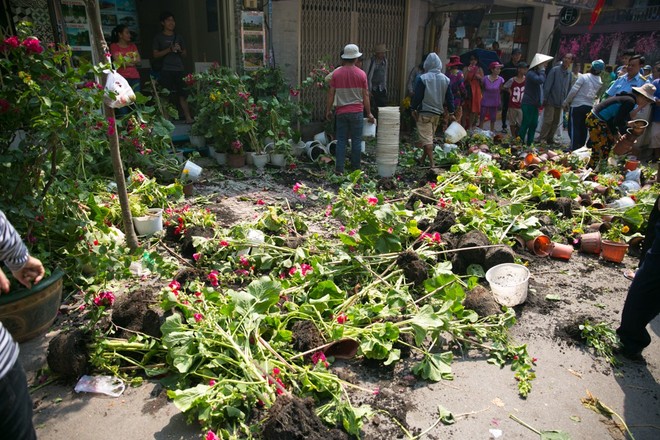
left=49, top=136, right=657, bottom=439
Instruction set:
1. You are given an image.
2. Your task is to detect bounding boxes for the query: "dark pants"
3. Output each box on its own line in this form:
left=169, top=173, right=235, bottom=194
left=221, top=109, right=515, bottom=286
left=371, top=89, right=387, bottom=120
left=568, top=105, right=592, bottom=151
left=501, top=90, right=510, bottom=128
left=617, top=219, right=660, bottom=354
left=0, top=360, right=37, bottom=440
left=335, top=111, right=363, bottom=173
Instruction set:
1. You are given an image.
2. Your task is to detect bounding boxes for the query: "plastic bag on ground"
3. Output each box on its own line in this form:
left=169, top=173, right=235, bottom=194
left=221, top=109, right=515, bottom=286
left=74, top=375, right=125, bottom=397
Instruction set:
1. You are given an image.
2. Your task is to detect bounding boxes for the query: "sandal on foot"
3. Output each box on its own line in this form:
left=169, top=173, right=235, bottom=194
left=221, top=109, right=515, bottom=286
left=623, top=269, right=636, bottom=281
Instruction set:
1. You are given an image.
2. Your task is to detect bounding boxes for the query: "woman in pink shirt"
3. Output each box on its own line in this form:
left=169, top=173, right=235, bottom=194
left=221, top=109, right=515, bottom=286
left=109, top=25, right=141, bottom=92
left=480, top=61, right=504, bottom=131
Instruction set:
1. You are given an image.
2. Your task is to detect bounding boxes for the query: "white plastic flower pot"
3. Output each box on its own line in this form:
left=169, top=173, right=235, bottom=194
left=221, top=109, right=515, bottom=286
left=270, top=153, right=286, bottom=167
left=182, top=160, right=202, bottom=182
left=251, top=153, right=269, bottom=169
left=485, top=263, right=530, bottom=307
left=363, top=118, right=377, bottom=137
left=314, top=131, right=329, bottom=145
left=215, top=152, right=227, bottom=166
left=133, top=208, right=163, bottom=236
left=444, top=121, right=467, bottom=144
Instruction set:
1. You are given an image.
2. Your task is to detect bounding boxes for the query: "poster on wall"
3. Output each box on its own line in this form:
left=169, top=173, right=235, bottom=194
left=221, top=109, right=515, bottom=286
left=61, top=0, right=140, bottom=60
left=241, top=11, right=265, bottom=70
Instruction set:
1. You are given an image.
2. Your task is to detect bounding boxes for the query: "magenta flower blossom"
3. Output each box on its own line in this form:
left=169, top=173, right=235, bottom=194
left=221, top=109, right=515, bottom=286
left=300, top=263, right=313, bottom=276
left=220, top=240, right=229, bottom=247
left=336, top=313, right=347, bottom=324
left=209, top=379, right=216, bottom=386
left=193, top=313, right=204, bottom=322
left=3, top=35, right=20, bottom=49
left=168, top=280, right=181, bottom=291
left=22, top=37, right=43, bottom=54
left=107, top=117, right=116, bottom=136
left=272, top=367, right=281, bottom=376
left=292, top=182, right=303, bottom=193
left=192, top=253, right=201, bottom=261
left=325, top=205, right=332, bottom=217
left=256, top=199, right=265, bottom=205
left=205, top=431, right=220, bottom=440
left=207, top=270, right=219, bottom=287
left=311, top=351, right=329, bottom=368
left=339, top=225, right=346, bottom=232
left=288, top=266, right=298, bottom=276
left=348, top=229, right=356, bottom=237
left=235, top=269, right=250, bottom=276
left=93, top=291, right=115, bottom=307
left=367, top=196, right=378, bottom=206
left=239, top=256, right=250, bottom=267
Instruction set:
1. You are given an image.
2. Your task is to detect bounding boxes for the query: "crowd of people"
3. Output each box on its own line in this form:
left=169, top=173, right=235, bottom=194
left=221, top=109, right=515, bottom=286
left=402, top=43, right=659, bottom=170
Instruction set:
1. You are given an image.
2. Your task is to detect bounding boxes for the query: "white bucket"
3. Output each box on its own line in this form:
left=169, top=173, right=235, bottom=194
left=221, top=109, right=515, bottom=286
left=290, top=140, right=306, bottom=157
left=182, top=160, right=202, bottom=182
left=485, top=263, right=530, bottom=307
left=444, top=121, right=467, bottom=144
left=363, top=119, right=377, bottom=137
left=314, top=131, right=329, bottom=145
left=377, top=163, right=397, bottom=177
left=270, top=153, right=286, bottom=167
left=305, top=140, right=327, bottom=162
left=133, top=208, right=163, bottom=236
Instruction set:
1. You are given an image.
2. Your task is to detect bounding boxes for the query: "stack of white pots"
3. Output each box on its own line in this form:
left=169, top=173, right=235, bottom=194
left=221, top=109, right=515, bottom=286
left=375, top=106, right=400, bottom=177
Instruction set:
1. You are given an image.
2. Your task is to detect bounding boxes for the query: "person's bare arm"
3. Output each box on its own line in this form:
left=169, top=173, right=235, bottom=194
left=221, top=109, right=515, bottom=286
left=362, top=88, right=375, bottom=123
left=326, top=87, right=336, bottom=121
left=12, top=256, right=45, bottom=289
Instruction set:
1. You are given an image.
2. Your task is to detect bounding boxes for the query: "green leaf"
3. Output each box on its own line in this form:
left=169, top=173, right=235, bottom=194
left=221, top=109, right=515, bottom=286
left=540, top=431, right=572, bottom=440
left=437, top=404, right=455, bottom=425
left=412, top=352, right=454, bottom=381
left=383, top=348, right=401, bottom=366
left=167, top=384, right=210, bottom=412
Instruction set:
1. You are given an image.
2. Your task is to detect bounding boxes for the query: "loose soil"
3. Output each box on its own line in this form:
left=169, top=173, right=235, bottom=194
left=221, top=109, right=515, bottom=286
left=18, top=160, right=660, bottom=440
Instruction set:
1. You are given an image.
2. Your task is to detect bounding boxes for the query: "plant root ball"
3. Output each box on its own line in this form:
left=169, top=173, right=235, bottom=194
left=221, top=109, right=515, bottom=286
left=261, top=395, right=349, bottom=440
left=463, top=285, right=501, bottom=317
left=396, top=250, right=429, bottom=286
left=430, top=209, right=456, bottom=233
left=180, top=226, right=215, bottom=259
left=405, top=186, right=435, bottom=210
left=484, top=245, right=515, bottom=271
left=537, top=197, right=574, bottom=218
left=111, top=287, right=162, bottom=338
left=457, top=230, right=490, bottom=267
left=291, top=320, right=324, bottom=354
left=47, top=328, right=89, bottom=379
left=377, top=177, right=397, bottom=190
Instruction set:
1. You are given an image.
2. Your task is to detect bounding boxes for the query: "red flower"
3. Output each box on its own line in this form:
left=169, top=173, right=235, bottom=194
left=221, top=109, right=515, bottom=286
left=292, top=182, right=302, bottom=193
left=3, top=35, right=19, bottom=49
left=239, top=256, right=250, bottom=267
left=107, top=117, right=116, bottom=136
left=193, top=313, right=204, bottom=322
left=206, top=431, right=220, bottom=440
left=0, top=99, right=10, bottom=114
left=220, top=240, right=229, bottom=247
left=367, top=196, right=378, bottom=206
left=22, top=37, right=43, bottom=54
left=289, top=88, right=300, bottom=97
left=300, top=263, right=313, bottom=276
left=169, top=280, right=181, bottom=291
left=256, top=199, right=265, bottom=205
left=193, top=253, right=201, bottom=261
left=207, top=270, right=219, bottom=287
left=336, top=313, right=347, bottom=324
left=93, top=291, right=115, bottom=307
left=272, top=367, right=280, bottom=376
left=209, top=379, right=216, bottom=386
left=288, top=266, right=298, bottom=276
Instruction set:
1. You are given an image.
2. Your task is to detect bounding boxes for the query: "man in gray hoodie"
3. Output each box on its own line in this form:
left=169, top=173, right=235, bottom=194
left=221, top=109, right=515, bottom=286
left=411, top=53, right=455, bottom=167
left=539, top=53, right=574, bottom=144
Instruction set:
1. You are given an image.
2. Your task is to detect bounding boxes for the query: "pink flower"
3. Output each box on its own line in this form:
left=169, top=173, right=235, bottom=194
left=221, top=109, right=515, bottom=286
left=235, top=269, right=250, bottom=276
left=325, top=205, right=332, bottom=217
left=311, top=351, right=329, bottom=368
left=300, top=263, right=313, bottom=276
left=289, top=88, right=300, bottom=97
left=372, top=386, right=380, bottom=395
left=107, top=117, right=116, bottom=136
left=194, top=291, right=202, bottom=297
left=207, top=270, right=219, bottom=287
left=339, top=225, right=346, bottom=232
left=3, top=35, right=20, bottom=49
left=194, top=313, right=204, bottom=322
left=220, top=240, right=229, bottom=247
left=272, top=367, right=280, bottom=376
left=256, top=199, right=265, bottom=205
left=239, top=256, right=250, bottom=267
left=193, top=253, right=201, bottom=261
left=429, top=182, right=437, bottom=189
left=169, top=280, right=181, bottom=291
left=206, top=431, right=220, bottom=440
left=348, top=229, right=356, bottom=237
left=93, top=291, right=115, bottom=307
left=367, top=196, right=378, bottom=206
left=21, top=37, right=43, bottom=54
left=288, top=266, right=298, bottom=276
left=292, top=182, right=303, bottom=193
left=209, top=379, right=216, bottom=386
left=336, top=313, right=347, bottom=324
left=278, top=272, right=286, bottom=279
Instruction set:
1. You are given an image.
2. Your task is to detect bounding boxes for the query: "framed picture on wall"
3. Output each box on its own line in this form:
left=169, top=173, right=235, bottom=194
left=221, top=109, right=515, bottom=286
left=241, top=11, right=265, bottom=70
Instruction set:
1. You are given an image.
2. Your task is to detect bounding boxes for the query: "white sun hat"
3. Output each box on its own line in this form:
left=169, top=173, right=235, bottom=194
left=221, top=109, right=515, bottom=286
left=341, top=44, right=362, bottom=60
left=529, top=53, right=553, bottom=69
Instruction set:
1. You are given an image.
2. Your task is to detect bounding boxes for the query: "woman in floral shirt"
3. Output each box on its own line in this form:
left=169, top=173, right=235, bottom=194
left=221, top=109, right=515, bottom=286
left=446, top=56, right=465, bottom=125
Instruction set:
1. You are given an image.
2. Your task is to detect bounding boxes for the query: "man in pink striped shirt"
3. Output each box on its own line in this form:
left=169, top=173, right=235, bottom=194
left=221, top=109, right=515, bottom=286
left=326, top=44, right=375, bottom=174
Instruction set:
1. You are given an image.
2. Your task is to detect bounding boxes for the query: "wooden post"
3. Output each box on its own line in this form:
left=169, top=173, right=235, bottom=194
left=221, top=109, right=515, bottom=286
left=84, top=0, right=139, bottom=251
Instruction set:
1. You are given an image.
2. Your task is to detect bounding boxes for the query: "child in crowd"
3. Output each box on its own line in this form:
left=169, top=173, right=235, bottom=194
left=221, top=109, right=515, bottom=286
left=503, top=62, right=528, bottom=138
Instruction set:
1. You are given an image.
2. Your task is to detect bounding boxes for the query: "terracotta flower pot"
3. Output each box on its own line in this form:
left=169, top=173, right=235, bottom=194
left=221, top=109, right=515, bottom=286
left=227, top=153, right=246, bottom=168
left=550, top=242, right=573, bottom=260
left=526, top=234, right=552, bottom=257
left=548, top=169, right=561, bottom=179
left=624, top=159, right=640, bottom=171
left=524, top=153, right=541, bottom=166
left=580, top=231, right=602, bottom=254
left=600, top=240, right=629, bottom=263
left=613, top=131, right=637, bottom=156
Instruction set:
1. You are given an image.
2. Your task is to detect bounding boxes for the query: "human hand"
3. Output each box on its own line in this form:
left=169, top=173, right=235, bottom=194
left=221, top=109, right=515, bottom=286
left=325, top=110, right=333, bottom=121
left=0, top=270, right=9, bottom=294
left=11, top=256, right=45, bottom=289
left=367, top=113, right=375, bottom=123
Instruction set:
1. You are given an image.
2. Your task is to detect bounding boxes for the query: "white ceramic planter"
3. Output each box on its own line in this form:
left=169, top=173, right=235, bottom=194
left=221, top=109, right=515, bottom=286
left=270, top=153, right=286, bottom=167
left=133, top=208, right=163, bottom=236
left=215, top=152, right=227, bottom=166
left=251, top=153, right=269, bottom=169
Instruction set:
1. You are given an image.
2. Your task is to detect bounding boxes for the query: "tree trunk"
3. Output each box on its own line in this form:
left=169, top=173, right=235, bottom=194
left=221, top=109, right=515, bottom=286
left=84, top=0, right=139, bottom=251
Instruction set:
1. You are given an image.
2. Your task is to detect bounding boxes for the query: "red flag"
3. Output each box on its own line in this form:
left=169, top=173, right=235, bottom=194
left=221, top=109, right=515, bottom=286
left=589, top=0, right=606, bottom=31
